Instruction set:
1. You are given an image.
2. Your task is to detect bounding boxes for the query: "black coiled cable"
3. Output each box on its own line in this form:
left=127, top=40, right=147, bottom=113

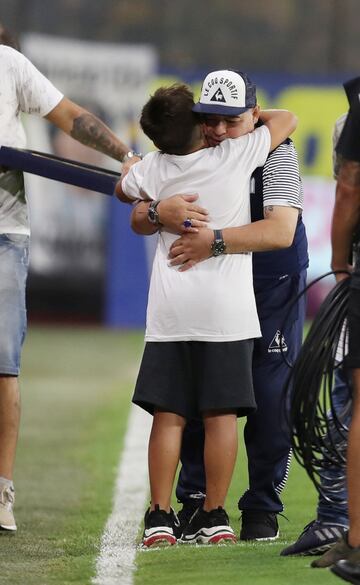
left=284, top=274, right=352, bottom=502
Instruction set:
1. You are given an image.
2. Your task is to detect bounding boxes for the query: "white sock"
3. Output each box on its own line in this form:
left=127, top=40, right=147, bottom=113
left=0, top=476, right=14, bottom=490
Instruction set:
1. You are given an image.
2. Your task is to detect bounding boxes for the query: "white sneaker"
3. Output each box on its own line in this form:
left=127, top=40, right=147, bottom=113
left=0, top=484, right=16, bottom=531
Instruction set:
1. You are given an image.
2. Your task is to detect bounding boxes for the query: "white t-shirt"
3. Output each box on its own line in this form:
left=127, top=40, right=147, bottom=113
left=0, top=45, right=63, bottom=235
left=122, top=125, right=271, bottom=342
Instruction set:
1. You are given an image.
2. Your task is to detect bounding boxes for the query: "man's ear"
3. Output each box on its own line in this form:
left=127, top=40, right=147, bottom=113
left=252, top=105, right=260, bottom=125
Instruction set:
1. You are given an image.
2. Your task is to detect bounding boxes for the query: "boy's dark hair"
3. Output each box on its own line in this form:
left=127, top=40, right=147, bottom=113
left=140, top=84, right=199, bottom=155
left=0, top=23, right=21, bottom=51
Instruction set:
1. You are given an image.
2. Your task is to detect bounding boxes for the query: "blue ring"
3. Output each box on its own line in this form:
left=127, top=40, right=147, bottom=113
left=183, top=218, right=192, bottom=228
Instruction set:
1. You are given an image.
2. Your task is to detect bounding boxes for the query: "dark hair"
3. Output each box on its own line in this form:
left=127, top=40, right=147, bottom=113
left=0, top=23, right=20, bottom=51
left=140, top=84, right=199, bottom=154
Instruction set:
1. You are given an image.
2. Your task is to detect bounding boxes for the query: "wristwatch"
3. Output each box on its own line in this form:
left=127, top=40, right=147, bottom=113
left=148, top=200, right=162, bottom=226
left=122, top=150, right=143, bottom=162
left=211, top=229, right=227, bottom=257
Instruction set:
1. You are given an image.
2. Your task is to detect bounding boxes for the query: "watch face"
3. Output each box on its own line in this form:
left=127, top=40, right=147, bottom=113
left=211, top=239, right=226, bottom=256
left=148, top=204, right=159, bottom=224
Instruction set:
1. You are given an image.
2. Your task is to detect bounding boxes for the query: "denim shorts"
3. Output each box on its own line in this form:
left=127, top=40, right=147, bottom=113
left=0, top=234, right=30, bottom=375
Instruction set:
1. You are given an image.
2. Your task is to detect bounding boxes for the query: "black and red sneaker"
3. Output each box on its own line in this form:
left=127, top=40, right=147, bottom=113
left=142, top=505, right=178, bottom=548
left=180, top=506, right=237, bottom=545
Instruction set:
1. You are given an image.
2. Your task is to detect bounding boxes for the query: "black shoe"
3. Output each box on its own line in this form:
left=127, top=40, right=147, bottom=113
left=240, top=510, right=279, bottom=541
left=180, top=506, right=237, bottom=545
left=142, top=505, right=178, bottom=548
left=175, top=499, right=203, bottom=539
left=331, top=560, right=360, bottom=584
left=280, top=520, right=348, bottom=557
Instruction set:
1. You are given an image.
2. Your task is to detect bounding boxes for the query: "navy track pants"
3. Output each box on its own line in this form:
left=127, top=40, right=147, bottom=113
left=176, top=270, right=307, bottom=513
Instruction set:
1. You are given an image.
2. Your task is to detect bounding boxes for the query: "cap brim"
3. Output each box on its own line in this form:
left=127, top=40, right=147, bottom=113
left=192, top=102, right=251, bottom=115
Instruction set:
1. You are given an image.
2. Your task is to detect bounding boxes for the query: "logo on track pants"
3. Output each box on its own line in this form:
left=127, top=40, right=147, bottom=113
left=268, top=330, right=288, bottom=353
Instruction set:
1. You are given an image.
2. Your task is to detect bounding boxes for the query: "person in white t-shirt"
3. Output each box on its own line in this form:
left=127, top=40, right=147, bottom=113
left=117, top=76, right=297, bottom=547
left=0, top=27, right=135, bottom=533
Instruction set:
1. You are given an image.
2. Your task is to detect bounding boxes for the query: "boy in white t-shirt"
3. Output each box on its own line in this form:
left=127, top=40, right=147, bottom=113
left=118, top=73, right=297, bottom=547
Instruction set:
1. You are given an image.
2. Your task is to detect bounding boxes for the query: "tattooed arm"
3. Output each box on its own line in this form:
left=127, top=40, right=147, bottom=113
left=45, top=97, right=130, bottom=162
left=168, top=206, right=299, bottom=270
left=331, top=160, right=360, bottom=281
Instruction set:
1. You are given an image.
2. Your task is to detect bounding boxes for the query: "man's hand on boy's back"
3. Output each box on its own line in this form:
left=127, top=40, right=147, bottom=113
left=157, top=194, right=209, bottom=233
left=131, top=194, right=209, bottom=235
left=168, top=229, right=214, bottom=270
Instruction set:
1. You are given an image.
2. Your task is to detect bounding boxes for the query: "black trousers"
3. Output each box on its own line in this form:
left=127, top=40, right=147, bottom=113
left=348, top=258, right=360, bottom=369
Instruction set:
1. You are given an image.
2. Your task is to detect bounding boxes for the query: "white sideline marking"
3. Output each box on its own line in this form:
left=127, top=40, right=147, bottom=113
left=92, top=405, right=152, bottom=585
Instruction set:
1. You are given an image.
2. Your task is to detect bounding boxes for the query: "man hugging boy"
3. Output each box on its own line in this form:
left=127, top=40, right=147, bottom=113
left=117, top=71, right=297, bottom=547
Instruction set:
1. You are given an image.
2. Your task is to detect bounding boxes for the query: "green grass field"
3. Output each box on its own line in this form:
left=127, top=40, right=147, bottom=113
left=0, top=326, right=340, bottom=585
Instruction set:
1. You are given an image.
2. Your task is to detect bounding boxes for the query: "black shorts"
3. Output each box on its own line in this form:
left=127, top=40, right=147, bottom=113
left=133, top=340, right=256, bottom=419
left=348, top=265, right=360, bottom=369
